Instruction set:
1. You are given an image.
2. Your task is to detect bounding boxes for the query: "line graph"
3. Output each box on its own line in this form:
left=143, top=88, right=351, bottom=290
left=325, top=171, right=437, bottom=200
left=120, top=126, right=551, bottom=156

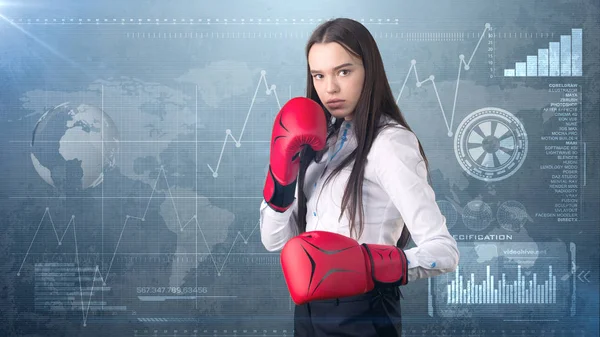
left=204, top=23, right=491, bottom=176
left=206, top=70, right=283, bottom=178
left=17, top=166, right=262, bottom=326
left=396, top=23, right=491, bottom=137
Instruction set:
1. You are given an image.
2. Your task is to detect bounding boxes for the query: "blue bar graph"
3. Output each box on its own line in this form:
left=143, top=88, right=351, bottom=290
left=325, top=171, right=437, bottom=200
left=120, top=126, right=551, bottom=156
left=432, top=241, right=572, bottom=318
left=549, top=42, right=561, bottom=76
left=504, top=28, right=582, bottom=77
left=538, top=49, right=549, bottom=76
left=515, top=62, right=526, bottom=76
left=572, top=28, right=582, bottom=76
left=560, top=35, right=571, bottom=76
left=527, top=55, right=538, bottom=76
left=446, top=265, right=557, bottom=304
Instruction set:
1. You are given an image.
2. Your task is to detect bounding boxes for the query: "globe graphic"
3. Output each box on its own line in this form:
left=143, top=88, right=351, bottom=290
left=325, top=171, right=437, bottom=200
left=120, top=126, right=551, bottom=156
left=497, top=200, right=529, bottom=232
left=461, top=200, right=493, bottom=232
left=436, top=200, right=458, bottom=229
left=30, top=102, right=119, bottom=192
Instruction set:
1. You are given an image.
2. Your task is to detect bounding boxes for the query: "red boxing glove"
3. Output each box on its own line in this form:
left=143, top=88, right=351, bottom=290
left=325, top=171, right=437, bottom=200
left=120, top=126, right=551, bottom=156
left=281, top=231, right=409, bottom=305
left=263, top=97, right=328, bottom=212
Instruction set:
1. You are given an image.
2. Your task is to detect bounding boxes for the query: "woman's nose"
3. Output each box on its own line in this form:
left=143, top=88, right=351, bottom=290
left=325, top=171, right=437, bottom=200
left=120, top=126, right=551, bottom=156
left=325, top=77, right=339, bottom=93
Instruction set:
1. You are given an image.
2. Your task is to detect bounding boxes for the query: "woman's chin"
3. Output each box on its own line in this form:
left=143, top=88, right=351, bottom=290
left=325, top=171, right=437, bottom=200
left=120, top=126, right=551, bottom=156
left=329, top=109, right=352, bottom=119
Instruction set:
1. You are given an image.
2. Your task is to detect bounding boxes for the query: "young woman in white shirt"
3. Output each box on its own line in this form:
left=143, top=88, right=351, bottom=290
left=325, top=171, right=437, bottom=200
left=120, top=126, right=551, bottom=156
left=260, top=17, right=459, bottom=337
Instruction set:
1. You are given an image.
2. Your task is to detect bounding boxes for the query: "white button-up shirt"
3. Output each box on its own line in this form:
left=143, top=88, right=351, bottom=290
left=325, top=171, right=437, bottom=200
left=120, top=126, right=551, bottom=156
left=259, top=116, right=459, bottom=282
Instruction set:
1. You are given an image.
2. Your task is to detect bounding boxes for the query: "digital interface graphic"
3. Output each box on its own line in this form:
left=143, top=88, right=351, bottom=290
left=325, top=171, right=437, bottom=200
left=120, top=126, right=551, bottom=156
left=0, top=1, right=598, bottom=336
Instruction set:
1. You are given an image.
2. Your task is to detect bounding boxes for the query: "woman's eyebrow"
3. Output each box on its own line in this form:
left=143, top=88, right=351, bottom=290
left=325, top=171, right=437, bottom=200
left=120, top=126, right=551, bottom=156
left=310, top=62, right=354, bottom=74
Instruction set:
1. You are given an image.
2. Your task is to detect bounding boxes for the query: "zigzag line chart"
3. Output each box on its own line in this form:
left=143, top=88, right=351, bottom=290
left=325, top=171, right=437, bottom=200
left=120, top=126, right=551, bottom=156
left=205, top=24, right=493, bottom=179
left=206, top=70, right=283, bottom=178
left=396, top=23, right=491, bottom=138
left=392, top=23, right=530, bottom=182
left=17, top=166, right=261, bottom=326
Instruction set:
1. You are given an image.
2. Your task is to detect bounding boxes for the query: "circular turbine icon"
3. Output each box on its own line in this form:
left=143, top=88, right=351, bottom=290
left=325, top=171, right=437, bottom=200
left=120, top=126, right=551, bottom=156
left=454, top=107, right=528, bottom=182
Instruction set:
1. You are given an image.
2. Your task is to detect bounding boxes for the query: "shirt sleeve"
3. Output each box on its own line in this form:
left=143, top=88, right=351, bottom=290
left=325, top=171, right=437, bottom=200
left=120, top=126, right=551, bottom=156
left=371, top=126, right=460, bottom=283
left=259, top=185, right=300, bottom=252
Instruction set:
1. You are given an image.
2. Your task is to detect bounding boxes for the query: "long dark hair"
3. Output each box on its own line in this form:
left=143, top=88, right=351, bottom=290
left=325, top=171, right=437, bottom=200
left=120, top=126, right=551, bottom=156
left=296, top=18, right=430, bottom=249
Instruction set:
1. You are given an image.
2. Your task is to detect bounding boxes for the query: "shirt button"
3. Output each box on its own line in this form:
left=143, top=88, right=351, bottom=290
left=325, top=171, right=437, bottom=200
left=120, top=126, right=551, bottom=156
left=313, top=211, right=317, bottom=216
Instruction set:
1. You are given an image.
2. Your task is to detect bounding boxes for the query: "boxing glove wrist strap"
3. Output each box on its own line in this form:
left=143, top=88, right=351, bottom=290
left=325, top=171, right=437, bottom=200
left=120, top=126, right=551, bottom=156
left=362, top=243, right=409, bottom=287
left=264, top=165, right=297, bottom=212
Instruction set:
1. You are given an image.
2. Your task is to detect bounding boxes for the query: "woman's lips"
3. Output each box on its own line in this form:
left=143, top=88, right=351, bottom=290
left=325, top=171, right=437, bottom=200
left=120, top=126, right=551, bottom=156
left=326, top=100, right=345, bottom=109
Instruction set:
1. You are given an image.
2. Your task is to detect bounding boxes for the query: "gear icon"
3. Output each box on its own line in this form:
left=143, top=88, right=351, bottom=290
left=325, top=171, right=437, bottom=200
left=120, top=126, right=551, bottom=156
left=454, top=107, right=528, bottom=182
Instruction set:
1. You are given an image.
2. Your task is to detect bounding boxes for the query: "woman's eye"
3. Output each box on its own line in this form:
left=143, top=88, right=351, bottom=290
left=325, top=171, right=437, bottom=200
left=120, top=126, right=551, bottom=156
left=339, top=69, right=350, bottom=76
left=313, top=74, right=323, bottom=79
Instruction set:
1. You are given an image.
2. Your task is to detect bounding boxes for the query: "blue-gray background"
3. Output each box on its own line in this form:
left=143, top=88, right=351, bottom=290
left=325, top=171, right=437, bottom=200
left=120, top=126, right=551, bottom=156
left=0, top=0, right=598, bottom=336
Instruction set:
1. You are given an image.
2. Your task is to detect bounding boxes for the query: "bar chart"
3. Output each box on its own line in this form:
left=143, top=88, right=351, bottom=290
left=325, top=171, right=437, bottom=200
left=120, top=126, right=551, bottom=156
left=503, top=28, right=582, bottom=77
left=447, top=265, right=556, bottom=304
left=431, top=241, right=573, bottom=318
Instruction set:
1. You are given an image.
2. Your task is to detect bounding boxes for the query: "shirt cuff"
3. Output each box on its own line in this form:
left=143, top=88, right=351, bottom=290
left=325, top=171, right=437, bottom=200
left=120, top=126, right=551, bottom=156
left=403, top=248, right=420, bottom=269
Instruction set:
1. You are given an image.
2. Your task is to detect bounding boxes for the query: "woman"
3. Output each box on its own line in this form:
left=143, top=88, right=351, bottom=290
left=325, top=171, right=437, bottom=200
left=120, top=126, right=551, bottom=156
left=259, top=18, right=459, bottom=336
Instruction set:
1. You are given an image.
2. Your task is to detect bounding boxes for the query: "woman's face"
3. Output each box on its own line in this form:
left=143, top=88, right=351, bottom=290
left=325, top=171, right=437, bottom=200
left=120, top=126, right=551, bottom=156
left=308, top=42, right=365, bottom=120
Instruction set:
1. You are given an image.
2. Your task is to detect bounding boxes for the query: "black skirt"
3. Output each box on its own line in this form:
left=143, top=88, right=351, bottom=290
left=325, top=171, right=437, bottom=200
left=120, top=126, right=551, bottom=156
left=293, top=287, right=403, bottom=337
